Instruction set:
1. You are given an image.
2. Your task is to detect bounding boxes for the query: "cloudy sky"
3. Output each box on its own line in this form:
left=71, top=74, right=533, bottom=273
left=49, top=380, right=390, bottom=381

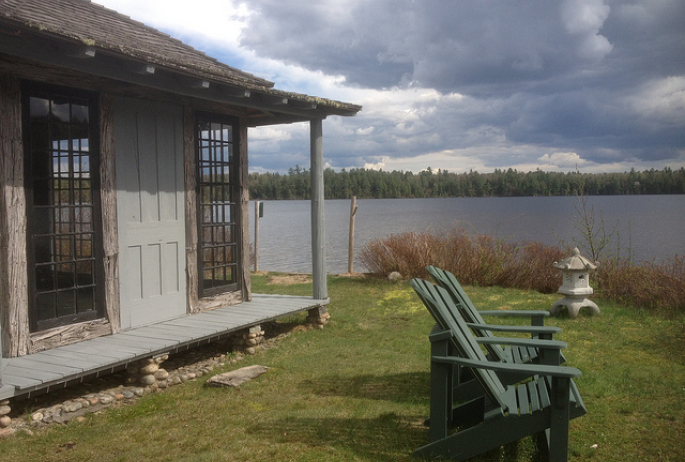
left=97, top=0, right=684, bottom=174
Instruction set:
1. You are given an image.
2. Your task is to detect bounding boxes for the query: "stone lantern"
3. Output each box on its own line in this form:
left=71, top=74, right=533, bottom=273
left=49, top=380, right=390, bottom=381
left=550, top=247, right=600, bottom=318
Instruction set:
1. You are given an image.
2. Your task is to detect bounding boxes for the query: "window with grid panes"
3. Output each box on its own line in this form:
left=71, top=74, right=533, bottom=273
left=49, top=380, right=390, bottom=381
left=196, top=114, right=239, bottom=296
left=23, top=83, right=104, bottom=331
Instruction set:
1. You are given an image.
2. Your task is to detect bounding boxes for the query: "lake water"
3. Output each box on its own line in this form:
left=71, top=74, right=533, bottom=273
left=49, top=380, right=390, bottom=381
left=249, top=195, right=685, bottom=274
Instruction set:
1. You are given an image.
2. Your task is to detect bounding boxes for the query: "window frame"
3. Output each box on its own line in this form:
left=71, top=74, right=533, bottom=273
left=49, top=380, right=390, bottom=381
left=195, top=112, right=241, bottom=297
left=22, top=81, right=105, bottom=332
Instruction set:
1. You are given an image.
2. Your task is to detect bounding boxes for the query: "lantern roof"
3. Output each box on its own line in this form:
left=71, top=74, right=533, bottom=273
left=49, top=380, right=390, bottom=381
left=553, top=247, right=597, bottom=272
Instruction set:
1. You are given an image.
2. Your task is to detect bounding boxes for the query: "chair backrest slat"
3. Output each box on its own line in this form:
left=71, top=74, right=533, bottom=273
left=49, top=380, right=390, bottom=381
left=411, top=278, right=507, bottom=406
left=426, top=266, right=507, bottom=362
left=427, top=266, right=486, bottom=324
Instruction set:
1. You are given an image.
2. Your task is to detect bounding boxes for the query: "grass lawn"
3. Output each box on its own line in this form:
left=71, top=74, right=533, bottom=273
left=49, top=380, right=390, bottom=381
left=1, top=273, right=683, bottom=461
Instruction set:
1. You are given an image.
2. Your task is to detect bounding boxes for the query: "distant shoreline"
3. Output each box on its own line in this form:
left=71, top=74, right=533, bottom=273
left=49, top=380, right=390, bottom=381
left=248, top=167, right=685, bottom=200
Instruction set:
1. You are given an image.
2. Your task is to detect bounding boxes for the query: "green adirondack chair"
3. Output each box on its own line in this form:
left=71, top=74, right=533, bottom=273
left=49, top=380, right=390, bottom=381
left=411, top=278, right=587, bottom=462
left=413, top=275, right=567, bottom=402
left=427, top=265, right=564, bottom=367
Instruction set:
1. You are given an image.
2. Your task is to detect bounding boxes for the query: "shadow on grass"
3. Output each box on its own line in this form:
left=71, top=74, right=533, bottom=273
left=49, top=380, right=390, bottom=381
left=246, top=412, right=548, bottom=462
left=292, top=372, right=551, bottom=462
left=298, top=371, right=430, bottom=405
left=247, top=412, right=426, bottom=462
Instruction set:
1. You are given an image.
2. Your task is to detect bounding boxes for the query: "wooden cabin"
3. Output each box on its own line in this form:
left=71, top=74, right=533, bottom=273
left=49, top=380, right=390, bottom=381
left=0, top=0, right=361, bottom=402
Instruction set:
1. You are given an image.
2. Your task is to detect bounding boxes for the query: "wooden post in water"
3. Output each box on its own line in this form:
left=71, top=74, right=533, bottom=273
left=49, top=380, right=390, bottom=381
left=348, top=196, right=358, bottom=274
left=254, top=200, right=260, bottom=272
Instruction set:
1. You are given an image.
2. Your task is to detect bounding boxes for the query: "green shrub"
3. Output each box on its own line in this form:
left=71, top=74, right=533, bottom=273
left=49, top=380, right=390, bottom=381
left=359, top=228, right=684, bottom=314
left=359, top=227, right=565, bottom=293
left=596, top=255, right=685, bottom=316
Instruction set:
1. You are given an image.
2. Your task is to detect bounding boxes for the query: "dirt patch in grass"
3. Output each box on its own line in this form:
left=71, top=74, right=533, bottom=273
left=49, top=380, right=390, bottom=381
left=268, top=274, right=312, bottom=285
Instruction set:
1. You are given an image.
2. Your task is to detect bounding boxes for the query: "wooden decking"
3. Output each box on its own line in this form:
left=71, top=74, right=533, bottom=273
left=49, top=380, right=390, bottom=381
left=0, top=294, right=327, bottom=400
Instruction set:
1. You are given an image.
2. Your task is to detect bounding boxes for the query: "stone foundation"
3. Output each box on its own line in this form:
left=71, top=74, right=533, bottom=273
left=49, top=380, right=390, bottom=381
left=2, top=349, right=242, bottom=437
left=0, top=400, right=11, bottom=430
left=231, top=325, right=265, bottom=355
left=307, top=307, right=330, bottom=328
left=126, top=354, right=169, bottom=387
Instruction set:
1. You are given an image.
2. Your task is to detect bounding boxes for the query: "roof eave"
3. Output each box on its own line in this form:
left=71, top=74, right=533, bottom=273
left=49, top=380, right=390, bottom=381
left=0, top=18, right=361, bottom=125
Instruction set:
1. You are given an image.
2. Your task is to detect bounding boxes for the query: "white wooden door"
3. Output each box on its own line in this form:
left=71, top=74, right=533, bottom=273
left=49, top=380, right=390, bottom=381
left=115, top=98, right=186, bottom=330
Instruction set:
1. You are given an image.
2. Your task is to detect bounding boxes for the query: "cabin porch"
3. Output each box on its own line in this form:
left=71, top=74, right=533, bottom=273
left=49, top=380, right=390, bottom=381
left=0, top=294, right=328, bottom=401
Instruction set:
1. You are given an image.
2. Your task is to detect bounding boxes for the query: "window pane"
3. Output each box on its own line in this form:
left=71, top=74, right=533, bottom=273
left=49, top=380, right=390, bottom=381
left=30, top=97, right=49, bottom=118
left=76, top=261, right=94, bottom=285
left=36, top=264, right=56, bottom=292
left=36, top=293, right=56, bottom=321
left=76, top=287, right=95, bottom=313
left=57, top=262, right=75, bottom=289
left=196, top=115, right=237, bottom=294
left=51, top=98, right=70, bottom=122
left=25, top=86, right=101, bottom=330
left=71, top=102, right=89, bottom=124
left=57, top=290, right=75, bottom=318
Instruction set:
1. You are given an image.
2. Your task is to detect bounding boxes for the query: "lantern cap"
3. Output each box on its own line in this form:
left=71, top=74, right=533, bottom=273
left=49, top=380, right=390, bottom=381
left=553, top=247, right=597, bottom=271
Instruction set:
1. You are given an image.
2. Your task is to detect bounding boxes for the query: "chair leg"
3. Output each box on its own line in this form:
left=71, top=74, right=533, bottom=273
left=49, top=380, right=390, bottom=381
left=430, top=337, right=453, bottom=441
left=549, top=377, right=571, bottom=462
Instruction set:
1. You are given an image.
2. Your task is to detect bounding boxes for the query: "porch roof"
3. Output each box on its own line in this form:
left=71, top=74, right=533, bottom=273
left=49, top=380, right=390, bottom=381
left=0, top=0, right=361, bottom=126
left=0, top=294, right=328, bottom=400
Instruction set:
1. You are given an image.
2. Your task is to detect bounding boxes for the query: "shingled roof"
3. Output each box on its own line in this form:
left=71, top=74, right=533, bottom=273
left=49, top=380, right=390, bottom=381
left=0, top=0, right=273, bottom=87
left=0, top=0, right=361, bottom=124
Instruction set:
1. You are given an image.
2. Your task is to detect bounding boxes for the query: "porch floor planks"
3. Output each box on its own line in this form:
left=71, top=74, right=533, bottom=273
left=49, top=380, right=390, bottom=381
left=8, top=355, right=89, bottom=375
left=143, top=322, right=230, bottom=343
left=112, top=333, right=180, bottom=352
left=0, top=294, right=328, bottom=399
left=122, top=325, right=198, bottom=343
left=7, top=357, right=84, bottom=377
left=59, top=340, right=144, bottom=362
left=162, top=317, right=227, bottom=335
left=61, top=337, right=154, bottom=360
left=1, top=366, right=45, bottom=388
left=38, top=349, right=117, bottom=370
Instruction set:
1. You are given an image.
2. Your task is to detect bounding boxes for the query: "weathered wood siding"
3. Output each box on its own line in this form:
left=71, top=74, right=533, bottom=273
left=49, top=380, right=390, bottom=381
left=100, top=93, right=120, bottom=334
left=183, top=106, right=200, bottom=313
left=0, top=72, right=29, bottom=357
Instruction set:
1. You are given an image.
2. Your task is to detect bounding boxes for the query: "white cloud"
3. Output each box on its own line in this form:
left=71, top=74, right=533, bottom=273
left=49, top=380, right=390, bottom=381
left=628, top=76, right=685, bottom=121
left=355, top=126, right=375, bottom=135
left=94, top=0, right=684, bottom=175
left=561, top=0, right=611, bottom=35
left=96, top=0, right=250, bottom=48
left=538, top=152, right=588, bottom=169
left=561, top=0, right=613, bottom=61
left=248, top=126, right=294, bottom=142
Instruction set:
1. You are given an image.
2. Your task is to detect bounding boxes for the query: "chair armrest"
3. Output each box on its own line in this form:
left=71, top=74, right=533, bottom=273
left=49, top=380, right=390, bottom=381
left=479, top=310, right=549, bottom=318
left=428, top=327, right=453, bottom=343
left=466, top=323, right=561, bottom=335
left=476, top=337, right=567, bottom=350
left=432, top=355, right=582, bottom=379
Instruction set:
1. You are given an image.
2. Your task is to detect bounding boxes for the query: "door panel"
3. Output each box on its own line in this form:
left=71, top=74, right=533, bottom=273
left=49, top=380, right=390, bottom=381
left=115, top=98, right=186, bottom=330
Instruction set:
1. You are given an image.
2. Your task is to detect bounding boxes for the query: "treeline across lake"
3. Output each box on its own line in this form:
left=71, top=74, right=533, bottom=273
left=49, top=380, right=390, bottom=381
left=248, top=166, right=685, bottom=200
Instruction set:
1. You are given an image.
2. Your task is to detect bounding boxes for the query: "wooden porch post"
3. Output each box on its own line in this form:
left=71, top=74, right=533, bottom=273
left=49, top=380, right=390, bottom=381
left=0, top=73, right=29, bottom=358
left=310, top=118, right=327, bottom=301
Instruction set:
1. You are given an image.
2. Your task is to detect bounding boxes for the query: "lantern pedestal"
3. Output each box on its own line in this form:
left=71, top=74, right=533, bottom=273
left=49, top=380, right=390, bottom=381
left=550, top=295, right=600, bottom=319
left=550, top=247, right=599, bottom=319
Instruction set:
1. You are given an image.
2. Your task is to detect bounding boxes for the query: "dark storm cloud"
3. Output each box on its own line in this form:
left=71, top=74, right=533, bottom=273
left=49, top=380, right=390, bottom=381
left=241, top=0, right=685, bottom=168
left=242, top=1, right=615, bottom=92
